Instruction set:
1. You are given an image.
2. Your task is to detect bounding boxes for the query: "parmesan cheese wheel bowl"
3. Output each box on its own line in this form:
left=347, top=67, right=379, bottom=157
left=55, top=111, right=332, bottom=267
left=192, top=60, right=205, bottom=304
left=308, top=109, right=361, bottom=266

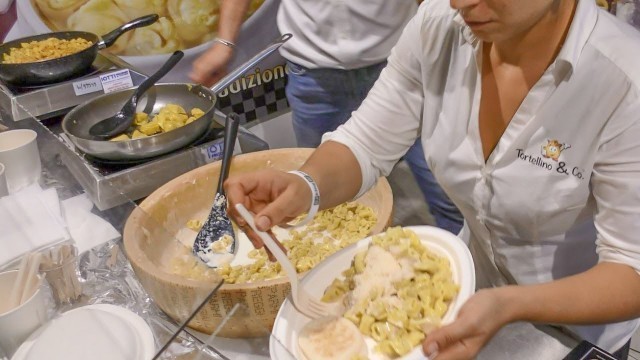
left=123, top=148, right=393, bottom=338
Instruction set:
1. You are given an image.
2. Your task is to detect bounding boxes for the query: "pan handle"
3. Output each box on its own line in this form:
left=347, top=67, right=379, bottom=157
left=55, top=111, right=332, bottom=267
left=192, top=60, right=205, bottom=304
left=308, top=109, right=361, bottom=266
left=210, top=33, right=293, bottom=94
left=98, top=14, right=160, bottom=49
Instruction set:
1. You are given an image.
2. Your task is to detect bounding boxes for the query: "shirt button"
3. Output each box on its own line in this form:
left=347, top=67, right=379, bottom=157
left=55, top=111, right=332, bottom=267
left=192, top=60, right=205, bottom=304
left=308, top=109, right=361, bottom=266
left=481, top=167, right=490, bottom=178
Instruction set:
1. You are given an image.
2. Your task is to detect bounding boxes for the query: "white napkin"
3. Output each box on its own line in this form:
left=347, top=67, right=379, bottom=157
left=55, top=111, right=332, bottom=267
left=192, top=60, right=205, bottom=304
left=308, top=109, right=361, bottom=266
left=0, top=187, right=121, bottom=268
left=0, top=185, right=70, bottom=267
left=61, top=194, right=120, bottom=254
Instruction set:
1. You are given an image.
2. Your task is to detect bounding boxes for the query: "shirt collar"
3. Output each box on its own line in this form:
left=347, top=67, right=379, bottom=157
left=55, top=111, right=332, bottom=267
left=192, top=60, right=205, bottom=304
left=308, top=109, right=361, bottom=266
left=555, top=0, right=598, bottom=77
left=453, top=10, right=478, bottom=45
left=453, top=0, right=598, bottom=76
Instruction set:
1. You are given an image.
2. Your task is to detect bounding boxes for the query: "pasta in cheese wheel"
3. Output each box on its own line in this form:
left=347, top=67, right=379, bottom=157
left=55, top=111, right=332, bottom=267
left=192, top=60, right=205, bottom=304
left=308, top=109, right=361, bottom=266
left=67, top=0, right=132, bottom=54
left=167, top=0, right=220, bottom=44
left=33, top=0, right=88, bottom=28
left=113, top=0, right=168, bottom=18
left=126, top=17, right=182, bottom=55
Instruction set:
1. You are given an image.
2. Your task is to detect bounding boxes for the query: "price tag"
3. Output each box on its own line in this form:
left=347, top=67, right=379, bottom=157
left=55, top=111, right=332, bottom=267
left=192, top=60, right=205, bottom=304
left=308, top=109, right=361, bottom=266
left=202, top=142, right=224, bottom=163
left=99, top=69, right=134, bottom=94
left=72, top=77, right=103, bottom=96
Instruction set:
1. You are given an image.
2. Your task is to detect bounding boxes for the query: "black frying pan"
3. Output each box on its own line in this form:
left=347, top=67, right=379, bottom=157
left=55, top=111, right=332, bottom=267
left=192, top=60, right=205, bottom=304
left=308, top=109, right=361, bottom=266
left=0, top=14, right=159, bottom=87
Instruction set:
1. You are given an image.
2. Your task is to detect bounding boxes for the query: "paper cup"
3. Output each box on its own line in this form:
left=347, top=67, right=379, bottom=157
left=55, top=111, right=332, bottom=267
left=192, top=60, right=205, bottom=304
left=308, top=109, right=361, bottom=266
left=0, top=163, right=8, bottom=197
left=0, top=130, right=41, bottom=193
left=0, top=270, right=46, bottom=357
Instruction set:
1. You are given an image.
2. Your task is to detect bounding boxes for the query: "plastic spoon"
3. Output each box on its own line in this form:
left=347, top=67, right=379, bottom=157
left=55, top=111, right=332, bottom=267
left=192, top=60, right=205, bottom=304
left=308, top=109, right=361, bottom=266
left=88, top=50, right=184, bottom=139
left=192, top=112, right=241, bottom=267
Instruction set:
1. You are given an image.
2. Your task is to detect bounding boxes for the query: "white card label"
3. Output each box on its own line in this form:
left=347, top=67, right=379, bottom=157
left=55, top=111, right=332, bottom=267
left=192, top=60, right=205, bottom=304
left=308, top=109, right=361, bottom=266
left=99, top=69, right=134, bottom=94
left=72, top=77, right=103, bottom=96
left=202, top=142, right=224, bottom=163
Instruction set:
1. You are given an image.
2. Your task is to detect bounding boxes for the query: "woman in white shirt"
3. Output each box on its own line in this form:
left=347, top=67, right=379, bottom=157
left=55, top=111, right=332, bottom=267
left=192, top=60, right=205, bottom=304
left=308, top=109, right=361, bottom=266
left=226, top=0, right=640, bottom=358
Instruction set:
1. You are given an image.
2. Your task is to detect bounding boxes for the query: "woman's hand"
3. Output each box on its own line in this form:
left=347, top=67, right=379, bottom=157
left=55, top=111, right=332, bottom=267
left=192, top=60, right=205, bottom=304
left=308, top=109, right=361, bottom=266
left=189, top=42, right=234, bottom=87
left=422, top=288, right=515, bottom=360
left=225, top=168, right=312, bottom=256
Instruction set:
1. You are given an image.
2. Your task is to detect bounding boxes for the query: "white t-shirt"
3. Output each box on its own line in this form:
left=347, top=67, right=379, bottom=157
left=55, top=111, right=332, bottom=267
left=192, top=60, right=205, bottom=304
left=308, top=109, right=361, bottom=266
left=277, top=0, right=418, bottom=69
left=325, top=0, right=640, bottom=352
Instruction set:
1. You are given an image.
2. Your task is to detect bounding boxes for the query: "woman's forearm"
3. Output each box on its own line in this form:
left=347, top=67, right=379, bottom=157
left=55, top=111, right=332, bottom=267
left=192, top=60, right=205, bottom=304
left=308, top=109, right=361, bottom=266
left=218, top=0, right=252, bottom=43
left=501, top=262, right=640, bottom=325
left=300, top=141, right=363, bottom=210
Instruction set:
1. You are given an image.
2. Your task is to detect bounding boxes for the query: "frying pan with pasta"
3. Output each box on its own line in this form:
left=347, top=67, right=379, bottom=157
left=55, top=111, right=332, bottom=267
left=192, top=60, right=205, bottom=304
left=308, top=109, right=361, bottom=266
left=0, top=14, right=158, bottom=87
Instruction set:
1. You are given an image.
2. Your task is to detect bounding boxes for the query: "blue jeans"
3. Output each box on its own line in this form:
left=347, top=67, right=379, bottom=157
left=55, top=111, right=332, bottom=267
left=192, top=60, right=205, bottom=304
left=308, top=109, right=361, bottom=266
left=404, top=140, right=464, bottom=234
left=286, top=61, right=387, bottom=148
left=286, top=60, right=463, bottom=233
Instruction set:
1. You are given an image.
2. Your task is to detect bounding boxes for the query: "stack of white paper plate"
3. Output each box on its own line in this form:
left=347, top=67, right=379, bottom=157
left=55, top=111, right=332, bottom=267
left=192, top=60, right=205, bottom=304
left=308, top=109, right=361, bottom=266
left=11, top=304, right=154, bottom=360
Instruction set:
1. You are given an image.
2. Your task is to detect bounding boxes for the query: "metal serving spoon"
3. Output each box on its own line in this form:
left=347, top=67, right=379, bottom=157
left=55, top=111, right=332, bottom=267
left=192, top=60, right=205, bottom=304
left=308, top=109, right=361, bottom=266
left=193, top=112, right=241, bottom=267
left=88, top=50, right=184, bottom=139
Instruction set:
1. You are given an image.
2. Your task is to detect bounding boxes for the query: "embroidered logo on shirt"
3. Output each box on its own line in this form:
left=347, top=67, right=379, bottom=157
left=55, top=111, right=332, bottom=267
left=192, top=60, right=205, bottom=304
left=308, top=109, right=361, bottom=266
left=516, top=140, right=585, bottom=180
left=540, top=139, right=571, bottom=162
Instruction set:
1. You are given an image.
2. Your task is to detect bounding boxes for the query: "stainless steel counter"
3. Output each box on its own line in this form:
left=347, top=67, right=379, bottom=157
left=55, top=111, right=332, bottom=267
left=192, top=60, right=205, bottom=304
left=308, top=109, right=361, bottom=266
left=479, top=322, right=575, bottom=359
left=183, top=321, right=577, bottom=359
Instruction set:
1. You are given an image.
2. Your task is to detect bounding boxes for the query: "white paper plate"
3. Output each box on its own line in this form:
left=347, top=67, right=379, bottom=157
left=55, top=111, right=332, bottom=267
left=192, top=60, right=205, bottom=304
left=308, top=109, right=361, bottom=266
left=270, top=226, right=476, bottom=360
left=11, top=304, right=155, bottom=360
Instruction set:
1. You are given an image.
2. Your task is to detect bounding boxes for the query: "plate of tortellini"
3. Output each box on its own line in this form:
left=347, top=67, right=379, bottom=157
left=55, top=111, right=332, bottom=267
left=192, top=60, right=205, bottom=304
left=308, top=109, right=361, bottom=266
left=270, top=226, right=476, bottom=360
left=16, top=0, right=274, bottom=81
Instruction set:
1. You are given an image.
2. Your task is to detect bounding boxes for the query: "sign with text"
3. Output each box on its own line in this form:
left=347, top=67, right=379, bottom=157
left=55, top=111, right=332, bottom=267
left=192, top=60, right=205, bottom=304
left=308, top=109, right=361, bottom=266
left=72, top=77, right=103, bottom=96
left=99, top=69, right=134, bottom=94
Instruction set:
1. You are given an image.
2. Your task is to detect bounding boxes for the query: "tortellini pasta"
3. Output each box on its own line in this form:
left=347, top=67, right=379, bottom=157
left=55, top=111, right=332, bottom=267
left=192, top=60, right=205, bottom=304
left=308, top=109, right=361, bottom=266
left=33, top=0, right=266, bottom=55
left=322, top=227, right=459, bottom=358
left=170, top=202, right=378, bottom=284
left=109, top=104, right=205, bottom=141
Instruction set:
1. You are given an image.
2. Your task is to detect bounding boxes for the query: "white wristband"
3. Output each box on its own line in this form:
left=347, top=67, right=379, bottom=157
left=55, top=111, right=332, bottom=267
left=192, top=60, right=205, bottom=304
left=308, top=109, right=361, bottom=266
left=287, top=170, right=320, bottom=227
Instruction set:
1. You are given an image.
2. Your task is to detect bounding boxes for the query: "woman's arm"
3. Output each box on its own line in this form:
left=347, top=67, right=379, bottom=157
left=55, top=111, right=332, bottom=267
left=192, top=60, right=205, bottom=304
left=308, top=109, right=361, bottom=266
left=190, top=0, right=252, bottom=86
left=507, top=263, right=640, bottom=325
left=216, top=0, right=252, bottom=46
left=422, top=263, right=640, bottom=360
left=225, top=141, right=362, bottom=232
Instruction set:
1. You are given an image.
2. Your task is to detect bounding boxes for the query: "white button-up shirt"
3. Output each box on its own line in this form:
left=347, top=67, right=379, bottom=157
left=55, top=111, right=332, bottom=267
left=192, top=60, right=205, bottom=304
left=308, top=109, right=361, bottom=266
left=277, top=0, right=418, bottom=69
left=325, top=0, right=640, bottom=351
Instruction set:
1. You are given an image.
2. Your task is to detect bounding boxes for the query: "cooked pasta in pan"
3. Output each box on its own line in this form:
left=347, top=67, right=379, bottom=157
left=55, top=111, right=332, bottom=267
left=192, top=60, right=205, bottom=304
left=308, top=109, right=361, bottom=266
left=2, top=37, right=93, bottom=64
left=109, top=104, right=205, bottom=141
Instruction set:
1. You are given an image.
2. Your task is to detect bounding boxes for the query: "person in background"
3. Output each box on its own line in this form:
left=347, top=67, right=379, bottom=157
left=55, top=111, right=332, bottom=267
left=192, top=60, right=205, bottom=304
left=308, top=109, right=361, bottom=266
left=0, top=0, right=16, bottom=43
left=225, top=0, right=640, bottom=358
left=189, top=0, right=465, bottom=235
